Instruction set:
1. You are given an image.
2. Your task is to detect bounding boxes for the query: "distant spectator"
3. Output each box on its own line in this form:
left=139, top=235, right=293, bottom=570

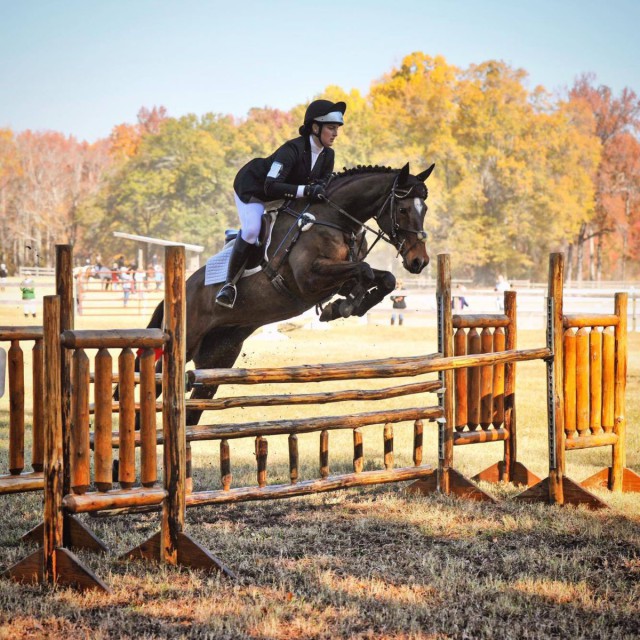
left=0, top=263, right=7, bottom=291
left=495, top=274, right=510, bottom=310
left=154, top=264, right=164, bottom=290
left=452, top=284, right=469, bottom=311
left=390, top=281, right=407, bottom=326
left=20, top=271, right=36, bottom=318
left=120, top=268, right=132, bottom=307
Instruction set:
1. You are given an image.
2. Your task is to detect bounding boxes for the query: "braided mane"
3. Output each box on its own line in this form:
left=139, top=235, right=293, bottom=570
left=332, top=165, right=396, bottom=179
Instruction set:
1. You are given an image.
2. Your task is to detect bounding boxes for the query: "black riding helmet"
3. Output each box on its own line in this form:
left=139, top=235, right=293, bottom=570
left=299, top=99, right=346, bottom=137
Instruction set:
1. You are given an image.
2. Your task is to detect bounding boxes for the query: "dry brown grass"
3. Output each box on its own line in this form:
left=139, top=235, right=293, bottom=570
left=1, top=308, right=639, bottom=639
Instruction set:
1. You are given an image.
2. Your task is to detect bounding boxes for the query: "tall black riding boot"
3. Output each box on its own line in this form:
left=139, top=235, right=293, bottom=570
left=215, top=235, right=254, bottom=308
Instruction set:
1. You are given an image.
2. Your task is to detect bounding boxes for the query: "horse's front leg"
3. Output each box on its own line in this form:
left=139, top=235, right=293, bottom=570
left=352, top=269, right=396, bottom=316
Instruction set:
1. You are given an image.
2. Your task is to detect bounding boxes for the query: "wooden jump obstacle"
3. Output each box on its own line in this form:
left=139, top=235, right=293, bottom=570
left=3, top=249, right=638, bottom=591
left=516, top=253, right=640, bottom=508
left=5, top=245, right=231, bottom=591
left=407, top=254, right=542, bottom=502
left=182, top=356, right=444, bottom=508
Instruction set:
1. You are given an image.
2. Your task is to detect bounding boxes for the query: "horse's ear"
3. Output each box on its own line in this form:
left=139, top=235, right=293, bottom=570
left=398, top=163, right=410, bottom=184
left=416, top=163, right=435, bottom=182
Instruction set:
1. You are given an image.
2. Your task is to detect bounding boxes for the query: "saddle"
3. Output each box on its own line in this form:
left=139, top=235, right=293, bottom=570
left=223, top=213, right=273, bottom=270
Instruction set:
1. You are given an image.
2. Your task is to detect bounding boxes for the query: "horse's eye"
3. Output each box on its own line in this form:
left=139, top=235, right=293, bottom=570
left=399, top=207, right=409, bottom=214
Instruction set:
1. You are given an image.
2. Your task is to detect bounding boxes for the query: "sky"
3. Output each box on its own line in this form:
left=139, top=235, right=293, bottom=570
left=1, top=0, right=639, bottom=142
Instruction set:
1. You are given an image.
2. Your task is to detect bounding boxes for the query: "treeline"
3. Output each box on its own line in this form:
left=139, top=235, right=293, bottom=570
left=1, top=52, right=639, bottom=282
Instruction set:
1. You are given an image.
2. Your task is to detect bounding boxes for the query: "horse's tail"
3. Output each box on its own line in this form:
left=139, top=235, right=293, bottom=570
left=114, top=301, right=164, bottom=401
left=147, top=300, right=164, bottom=329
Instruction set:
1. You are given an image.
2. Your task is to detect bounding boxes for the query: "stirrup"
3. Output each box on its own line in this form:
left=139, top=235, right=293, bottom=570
left=215, top=283, right=237, bottom=309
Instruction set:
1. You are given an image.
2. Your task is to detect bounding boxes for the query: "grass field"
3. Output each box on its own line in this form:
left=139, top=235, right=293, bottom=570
left=0, top=305, right=639, bottom=639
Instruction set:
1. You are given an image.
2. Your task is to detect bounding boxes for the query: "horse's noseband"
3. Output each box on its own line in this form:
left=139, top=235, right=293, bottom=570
left=376, top=176, right=429, bottom=252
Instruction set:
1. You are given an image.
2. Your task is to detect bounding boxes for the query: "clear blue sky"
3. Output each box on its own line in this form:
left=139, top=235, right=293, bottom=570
left=1, top=0, right=638, bottom=142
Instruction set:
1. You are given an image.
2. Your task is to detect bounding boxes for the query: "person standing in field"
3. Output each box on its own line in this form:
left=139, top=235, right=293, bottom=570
left=0, top=263, right=7, bottom=291
left=215, top=99, right=347, bottom=309
left=20, top=271, right=36, bottom=318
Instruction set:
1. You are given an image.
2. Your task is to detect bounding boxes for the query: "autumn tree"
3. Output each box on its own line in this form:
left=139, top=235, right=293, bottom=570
left=568, top=75, right=640, bottom=279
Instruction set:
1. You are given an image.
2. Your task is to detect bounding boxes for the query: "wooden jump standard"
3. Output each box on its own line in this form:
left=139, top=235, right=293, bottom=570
left=5, top=246, right=232, bottom=591
left=407, top=254, right=541, bottom=502
left=516, top=253, right=640, bottom=508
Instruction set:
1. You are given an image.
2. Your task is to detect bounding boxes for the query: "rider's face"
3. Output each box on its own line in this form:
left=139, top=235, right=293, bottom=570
left=314, top=123, right=341, bottom=148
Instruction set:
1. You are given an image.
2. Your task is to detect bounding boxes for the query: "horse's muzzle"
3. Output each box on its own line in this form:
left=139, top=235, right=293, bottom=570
left=406, top=255, right=428, bottom=274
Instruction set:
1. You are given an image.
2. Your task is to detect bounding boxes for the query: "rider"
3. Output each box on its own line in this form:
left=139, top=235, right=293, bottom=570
left=215, top=99, right=347, bottom=308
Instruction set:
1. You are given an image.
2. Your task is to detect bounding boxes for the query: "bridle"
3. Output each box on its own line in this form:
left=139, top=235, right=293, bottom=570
left=321, top=173, right=428, bottom=259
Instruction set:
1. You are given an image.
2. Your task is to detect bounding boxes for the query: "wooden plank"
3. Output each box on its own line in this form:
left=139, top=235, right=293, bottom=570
left=187, top=347, right=551, bottom=386
left=452, top=315, right=509, bottom=328
left=185, top=406, right=443, bottom=441
left=61, top=329, right=166, bottom=349
left=186, top=465, right=435, bottom=506
left=563, top=314, right=618, bottom=328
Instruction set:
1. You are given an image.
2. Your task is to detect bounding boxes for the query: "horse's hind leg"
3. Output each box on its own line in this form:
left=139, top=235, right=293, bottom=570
left=186, top=325, right=259, bottom=427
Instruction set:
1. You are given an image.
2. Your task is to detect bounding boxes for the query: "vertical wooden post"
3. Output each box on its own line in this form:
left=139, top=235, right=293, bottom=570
left=118, top=348, right=136, bottom=489
left=256, top=437, right=268, bottom=488
left=454, top=328, right=467, bottom=433
left=8, top=340, right=25, bottom=475
left=503, top=291, right=516, bottom=481
left=575, top=328, right=590, bottom=437
left=383, top=424, right=394, bottom=470
left=479, top=328, right=493, bottom=431
left=548, top=253, right=565, bottom=505
left=563, top=330, right=577, bottom=443
left=161, top=245, right=186, bottom=565
left=438, top=254, right=454, bottom=494
left=320, top=430, right=329, bottom=479
left=31, top=338, right=45, bottom=472
left=43, top=296, right=63, bottom=585
left=55, top=245, right=74, bottom=502
left=601, top=327, right=615, bottom=433
left=589, top=329, right=602, bottom=435
left=139, top=347, right=157, bottom=487
left=94, top=348, right=113, bottom=492
left=288, top=434, right=298, bottom=484
left=413, top=420, right=423, bottom=467
left=353, top=428, right=363, bottom=473
left=70, top=349, right=91, bottom=494
left=466, top=328, right=481, bottom=431
left=611, top=292, right=627, bottom=491
left=220, top=440, right=232, bottom=490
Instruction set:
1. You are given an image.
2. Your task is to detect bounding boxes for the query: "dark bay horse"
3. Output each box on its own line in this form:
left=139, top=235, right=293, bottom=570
left=146, top=162, right=435, bottom=425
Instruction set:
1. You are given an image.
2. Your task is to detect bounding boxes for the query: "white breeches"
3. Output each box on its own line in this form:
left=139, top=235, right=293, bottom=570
left=234, top=193, right=264, bottom=245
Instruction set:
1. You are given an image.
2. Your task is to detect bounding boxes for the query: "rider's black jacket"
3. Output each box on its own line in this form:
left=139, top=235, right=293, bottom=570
left=233, top=136, right=334, bottom=203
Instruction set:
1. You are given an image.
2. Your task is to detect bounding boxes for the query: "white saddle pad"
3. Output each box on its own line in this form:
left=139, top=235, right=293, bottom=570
left=204, top=212, right=277, bottom=286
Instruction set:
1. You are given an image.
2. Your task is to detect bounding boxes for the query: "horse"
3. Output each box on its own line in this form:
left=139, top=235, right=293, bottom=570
left=89, top=265, right=114, bottom=290
left=142, top=162, right=435, bottom=426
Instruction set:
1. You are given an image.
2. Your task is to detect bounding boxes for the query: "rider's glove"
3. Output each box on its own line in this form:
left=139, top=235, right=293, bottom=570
left=304, top=183, right=326, bottom=202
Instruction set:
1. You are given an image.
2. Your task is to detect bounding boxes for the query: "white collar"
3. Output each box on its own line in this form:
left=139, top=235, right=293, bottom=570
left=309, top=135, right=324, bottom=155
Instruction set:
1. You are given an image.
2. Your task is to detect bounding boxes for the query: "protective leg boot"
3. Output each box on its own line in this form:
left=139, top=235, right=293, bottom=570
left=215, top=235, right=254, bottom=308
